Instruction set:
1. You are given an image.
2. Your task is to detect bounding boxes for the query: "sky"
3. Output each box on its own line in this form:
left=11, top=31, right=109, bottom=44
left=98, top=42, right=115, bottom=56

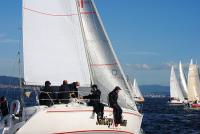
left=0, top=0, right=200, bottom=86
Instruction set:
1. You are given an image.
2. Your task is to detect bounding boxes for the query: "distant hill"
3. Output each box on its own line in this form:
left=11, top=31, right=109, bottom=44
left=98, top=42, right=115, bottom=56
left=0, top=76, right=20, bottom=85
left=140, top=85, right=169, bottom=95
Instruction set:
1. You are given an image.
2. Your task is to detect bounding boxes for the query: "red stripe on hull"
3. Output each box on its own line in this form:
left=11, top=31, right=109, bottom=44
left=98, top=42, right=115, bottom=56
left=54, top=129, right=135, bottom=134
left=47, top=109, right=141, bottom=117
left=192, top=104, right=200, bottom=108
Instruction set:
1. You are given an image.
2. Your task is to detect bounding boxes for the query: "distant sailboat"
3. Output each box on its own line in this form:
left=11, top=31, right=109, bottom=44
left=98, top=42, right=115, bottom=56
left=179, top=61, right=188, bottom=99
left=131, top=79, right=144, bottom=103
left=1, top=0, right=143, bottom=133
left=169, top=66, right=185, bottom=104
left=187, top=59, right=200, bottom=108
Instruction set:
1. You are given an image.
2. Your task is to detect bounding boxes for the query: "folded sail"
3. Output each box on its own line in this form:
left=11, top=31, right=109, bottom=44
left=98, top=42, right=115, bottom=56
left=187, top=60, right=200, bottom=101
left=79, top=0, right=137, bottom=109
left=170, top=66, right=185, bottom=101
left=23, top=0, right=91, bottom=86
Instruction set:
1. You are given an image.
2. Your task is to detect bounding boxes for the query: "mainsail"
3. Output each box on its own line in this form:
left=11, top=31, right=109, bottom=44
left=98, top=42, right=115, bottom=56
left=179, top=61, right=188, bottom=98
left=170, top=66, right=185, bottom=101
left=23, top=0, right=91, bottom=86
left=187, top=60, right=200, bottom=101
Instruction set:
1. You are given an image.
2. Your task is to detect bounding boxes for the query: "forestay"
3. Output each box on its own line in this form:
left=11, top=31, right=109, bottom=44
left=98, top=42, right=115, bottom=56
left=78, top=0, right=137, bottom=110
left=23, top=0, right=90, bottom=86
left=170, top=66, right=185, bottom=101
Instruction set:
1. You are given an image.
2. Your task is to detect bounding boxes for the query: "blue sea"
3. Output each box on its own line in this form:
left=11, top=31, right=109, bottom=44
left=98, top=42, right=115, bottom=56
left=1, top=88, right=200, bottom=134
left=142, top=97, right=200, bottom=134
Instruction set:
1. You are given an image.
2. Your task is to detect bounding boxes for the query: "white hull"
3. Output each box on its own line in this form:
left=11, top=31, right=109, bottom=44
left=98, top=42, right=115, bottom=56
left=16, top=103, right=143, bottom=134
left=168, top=100, right=184, bottom=105
left=134, top=98, right=144, bottom=104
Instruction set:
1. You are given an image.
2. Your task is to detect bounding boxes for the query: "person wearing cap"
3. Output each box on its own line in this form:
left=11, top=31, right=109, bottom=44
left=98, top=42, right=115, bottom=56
left=82, top=84, right=104, bottom=120
left=58, top=80, right=70, bottom=104
left=108, top=86, right=123, bottom=126
left=39, top=81, right=54, bottom=106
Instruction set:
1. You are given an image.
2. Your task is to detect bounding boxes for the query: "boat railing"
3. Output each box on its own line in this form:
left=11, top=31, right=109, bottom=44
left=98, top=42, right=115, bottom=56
left=37, top=90, right=105, bottom=106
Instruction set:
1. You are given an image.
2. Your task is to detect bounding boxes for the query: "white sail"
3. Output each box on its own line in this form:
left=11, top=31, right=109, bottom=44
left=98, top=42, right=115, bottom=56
left=133, top=79, right=143, bottom=98
left=3, top=0, right=143, bottom=134
left=170, top=66, right=185, bottom=101
left=23, top=0, right=91, bottom=86
left=187, top=60, right=200, bottom=101
left=78, top=0, right=136, bottom=109
left=179, top=61, right=188, bottom=98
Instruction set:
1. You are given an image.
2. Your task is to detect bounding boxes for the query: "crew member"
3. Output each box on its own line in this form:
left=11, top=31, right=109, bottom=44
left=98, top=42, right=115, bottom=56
left=108, top=86, right=123, bottom=126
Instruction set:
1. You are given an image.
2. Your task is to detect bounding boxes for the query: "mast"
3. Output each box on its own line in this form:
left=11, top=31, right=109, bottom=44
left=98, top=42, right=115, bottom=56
left=75, top=0, right=94, bottom=85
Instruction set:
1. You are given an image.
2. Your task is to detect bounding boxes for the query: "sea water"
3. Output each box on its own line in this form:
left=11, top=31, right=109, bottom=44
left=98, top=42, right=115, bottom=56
left=142, top=97, right=200, bottom=134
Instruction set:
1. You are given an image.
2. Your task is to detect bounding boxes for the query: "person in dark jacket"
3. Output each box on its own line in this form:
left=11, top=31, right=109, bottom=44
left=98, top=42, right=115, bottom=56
left=39, top=81, right=54, bottom=106
left=0, top=96, right=9, bottom=117
left=58, top=80, right=70, bottom=104
left=69, top=81, right=80, bottom=98
left=83, top=84, right=104, bottom=119
left=108, top=86, right=123, bottom=126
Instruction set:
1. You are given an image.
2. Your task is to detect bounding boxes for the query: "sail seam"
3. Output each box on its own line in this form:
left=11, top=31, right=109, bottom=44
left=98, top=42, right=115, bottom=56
left=23, top=7, right=96, bottom=17
left=90, top=63, right=117, bottom=67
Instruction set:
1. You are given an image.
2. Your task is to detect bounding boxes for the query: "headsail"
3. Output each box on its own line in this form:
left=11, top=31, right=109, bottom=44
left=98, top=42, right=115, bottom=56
left=179, top=61, right=188, bottom=98
left=170, top=66, right=185, bottom=101
left=187, top=60, right=200, bottom=101
left=78, top=0, right=137, bottom=109
left=23, top=0, right=91, bottom=86
left=133, top=79, right=143, bottom=98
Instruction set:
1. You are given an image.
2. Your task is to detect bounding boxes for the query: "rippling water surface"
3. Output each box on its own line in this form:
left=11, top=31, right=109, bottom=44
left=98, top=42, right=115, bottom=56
left=142, top=97, right=200, bottom=134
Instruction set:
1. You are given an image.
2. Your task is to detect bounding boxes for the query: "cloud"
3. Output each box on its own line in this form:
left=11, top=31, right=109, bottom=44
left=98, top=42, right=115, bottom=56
left=126, top=51, right=159, bottom=56
left=0, top=33, right=19, bottom=44
left=125, top=61, right=189, bottom=71
left=125, top=63, right=151, bottom=70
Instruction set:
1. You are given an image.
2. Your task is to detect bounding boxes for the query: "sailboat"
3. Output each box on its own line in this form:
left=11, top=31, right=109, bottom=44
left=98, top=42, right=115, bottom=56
left=131, top=79, right=144, bottom=104
left=179, top=61, right=188, bottom=99
left=1, top=0, right=143, bottom=133
left=169, top=66, right=185, bottom=104
left=187, top=59, right=200, bottom=108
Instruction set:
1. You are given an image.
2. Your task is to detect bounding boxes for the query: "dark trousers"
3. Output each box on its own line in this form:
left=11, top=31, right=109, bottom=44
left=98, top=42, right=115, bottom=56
left=91, top=102, right=104, bottom=119
left=0, top=103, right=9, bottom=117
left=112, top=104, right=122, bottom=124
